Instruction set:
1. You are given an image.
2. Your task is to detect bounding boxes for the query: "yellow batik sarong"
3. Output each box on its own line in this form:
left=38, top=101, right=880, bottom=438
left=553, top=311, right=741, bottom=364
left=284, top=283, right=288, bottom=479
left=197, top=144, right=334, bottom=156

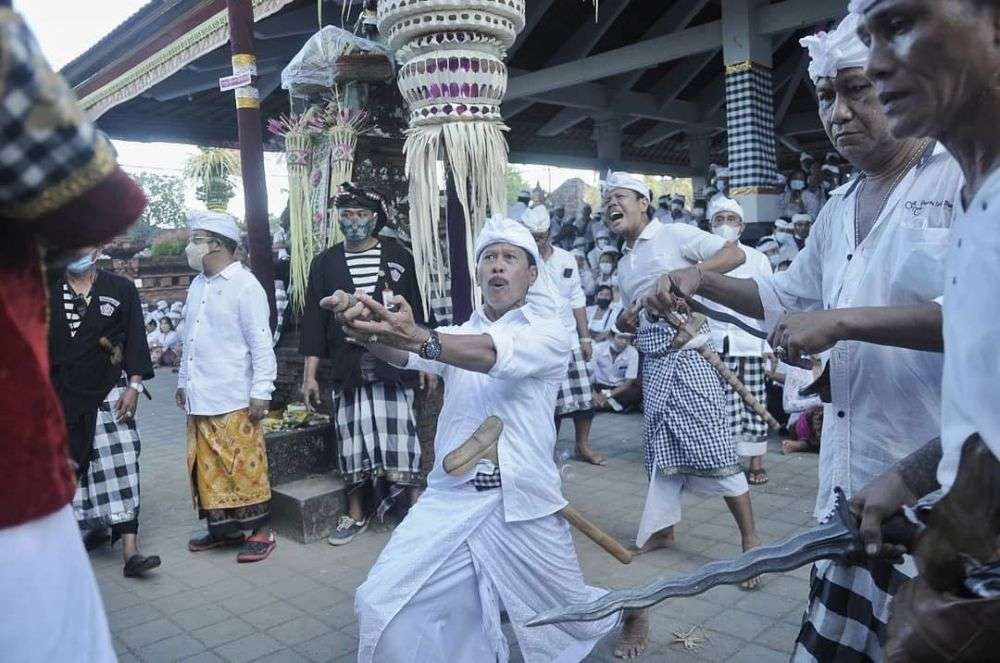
left=187, top=409, right=271, bottom=511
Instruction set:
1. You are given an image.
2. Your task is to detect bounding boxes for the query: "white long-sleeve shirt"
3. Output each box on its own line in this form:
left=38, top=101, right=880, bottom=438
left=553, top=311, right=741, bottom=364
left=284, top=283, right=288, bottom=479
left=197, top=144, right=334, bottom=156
left=178, top=262, right=276, bottom=416
left=404, top=304, right=571, bottom=523
left=617, top=218, right=729, bottom=306
left=708, top=243, right=771, bottom=357
left=751, top=143, right=962, bottom=518
left=538, top=245, right=586, bottom=349
left=938, top=168, right=1000, bottom=492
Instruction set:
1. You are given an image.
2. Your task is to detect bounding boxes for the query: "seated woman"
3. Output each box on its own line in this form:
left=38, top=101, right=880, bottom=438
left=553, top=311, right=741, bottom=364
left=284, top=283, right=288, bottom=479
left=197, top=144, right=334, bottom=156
left=147, top=317, right=180, bottom=367
left=584, top=285, right=621, bottom=343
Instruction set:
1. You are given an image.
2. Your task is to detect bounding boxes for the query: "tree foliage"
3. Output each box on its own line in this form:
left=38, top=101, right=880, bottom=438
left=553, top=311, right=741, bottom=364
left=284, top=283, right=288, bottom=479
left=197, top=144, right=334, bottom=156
left=130, top=172, right=187, bottom=243
left=506, top=166, right=528, bottom=207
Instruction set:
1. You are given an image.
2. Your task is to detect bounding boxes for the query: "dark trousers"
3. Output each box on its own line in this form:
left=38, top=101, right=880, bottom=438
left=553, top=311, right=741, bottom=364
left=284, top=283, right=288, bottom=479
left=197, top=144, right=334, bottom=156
left=66, top=409, right=98, bottom=480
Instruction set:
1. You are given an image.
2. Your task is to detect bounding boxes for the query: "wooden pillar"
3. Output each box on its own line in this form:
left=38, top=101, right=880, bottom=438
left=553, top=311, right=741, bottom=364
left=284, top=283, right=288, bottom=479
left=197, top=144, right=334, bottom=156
left=445, top=169, right=473, bottom=325
left=226, top=0, right=277, bottom=330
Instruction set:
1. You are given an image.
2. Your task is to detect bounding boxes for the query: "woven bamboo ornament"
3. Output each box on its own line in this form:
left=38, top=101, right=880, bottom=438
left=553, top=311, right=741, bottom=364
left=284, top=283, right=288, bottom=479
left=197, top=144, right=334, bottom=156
left=377, top=0, right=525, bottom=309
left=323, top=94, right=373, bottom=247
left=267, top=110, right=324, bottom=313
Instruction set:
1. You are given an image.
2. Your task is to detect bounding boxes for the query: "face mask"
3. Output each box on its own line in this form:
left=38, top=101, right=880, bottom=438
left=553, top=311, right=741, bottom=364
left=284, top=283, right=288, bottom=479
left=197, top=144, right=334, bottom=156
left=185, top=241, right=210, bottom=272
left=712, top=224, right=741, bottom=242
left=339, top=215, right=376, bottom=242
left=599, top=262, right=614, bottom=276
left=693, top=208, right=706, bottom=219
left=66, top=254, right=96, bottom=274
left=670, top=209, right=682, bottom=219
left=790, top=179, right=806, bottom=191
left=596, top=298, right=611, bottom=309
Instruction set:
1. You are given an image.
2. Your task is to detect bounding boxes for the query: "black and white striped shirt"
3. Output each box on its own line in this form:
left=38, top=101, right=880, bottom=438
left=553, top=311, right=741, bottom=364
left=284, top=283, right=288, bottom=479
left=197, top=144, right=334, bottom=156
left=345, top=243, right=381, bottom=295
left=62, top=283, right=88, bottom=338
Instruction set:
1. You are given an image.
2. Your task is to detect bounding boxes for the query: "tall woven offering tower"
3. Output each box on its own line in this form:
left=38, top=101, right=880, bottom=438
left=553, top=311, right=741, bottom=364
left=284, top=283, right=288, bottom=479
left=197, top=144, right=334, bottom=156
left=377, top=0, right=525, bottom=308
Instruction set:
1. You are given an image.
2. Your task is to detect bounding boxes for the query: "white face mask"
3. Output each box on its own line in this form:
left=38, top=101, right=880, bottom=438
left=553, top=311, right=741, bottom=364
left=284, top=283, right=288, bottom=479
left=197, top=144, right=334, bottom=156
left=599, top=262, right=614, bottom=276
left=790, top=179, right=806, bottom=191
left=712, top=224, right=741, bottom=242
left=185, top=241, right=210, bottom=272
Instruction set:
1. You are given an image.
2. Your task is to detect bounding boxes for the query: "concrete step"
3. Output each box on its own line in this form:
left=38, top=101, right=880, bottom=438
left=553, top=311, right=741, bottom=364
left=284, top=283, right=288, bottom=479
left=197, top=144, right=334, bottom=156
left=265, top=424, right=337, bottom=485
left=270, top=474, right=347, bottom=544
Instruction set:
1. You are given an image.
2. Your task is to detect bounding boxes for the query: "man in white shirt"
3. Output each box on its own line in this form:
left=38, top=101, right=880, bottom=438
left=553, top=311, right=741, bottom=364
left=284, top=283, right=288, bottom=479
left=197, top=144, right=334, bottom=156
left=845, top=3, right=1000, bottom=656
left=591, top=332, right=640, bottom=412
left=605, top=170, right=759, bottom=658
left=176, top=210, right=278, bottom=563
left=707, top=196, right=774, bottom=486
left=520, top=205, right=606, bottom=466
left=659, top=14, right=963, bottom=660
left=340, top=216, right=620, bottom=662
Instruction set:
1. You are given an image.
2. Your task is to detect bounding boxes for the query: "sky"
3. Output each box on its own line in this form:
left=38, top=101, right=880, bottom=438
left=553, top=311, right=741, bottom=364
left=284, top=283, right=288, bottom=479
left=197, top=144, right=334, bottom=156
left=20, top=0, right=603, bottom=216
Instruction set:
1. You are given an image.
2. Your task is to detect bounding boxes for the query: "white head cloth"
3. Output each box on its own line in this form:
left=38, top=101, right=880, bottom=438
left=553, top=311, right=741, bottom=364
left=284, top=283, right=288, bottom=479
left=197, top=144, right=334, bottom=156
left=799, top=13, right=870, bottom=84
left=474, top=214, right=558, bottom=317
left=188, top=209, right=242, bottom=242
left=708, top=195, right=744, bottom=222
left=756, top=236, right=780, bottom=253
left=847, top=0, right=883, bottom=14
left=519, top=204, right=551, bottom=233
left=792, top=213, right=813, bottom=224
left=774, top=218, right=794, bottom=230
left=800, top=151, right=814, bottom=162
left=601, top=170, right=650, bottom=201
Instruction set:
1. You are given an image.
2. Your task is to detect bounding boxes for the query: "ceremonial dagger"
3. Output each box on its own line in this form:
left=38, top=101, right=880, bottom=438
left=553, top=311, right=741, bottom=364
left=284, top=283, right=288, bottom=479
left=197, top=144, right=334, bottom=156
left=526, top=487, right=918, bottom=627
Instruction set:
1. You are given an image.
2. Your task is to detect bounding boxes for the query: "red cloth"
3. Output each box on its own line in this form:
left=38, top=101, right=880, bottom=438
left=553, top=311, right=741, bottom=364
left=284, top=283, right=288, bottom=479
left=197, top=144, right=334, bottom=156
left=0, top=230, right=75, bottom=529
left=0, top=167, right=146, bottom=529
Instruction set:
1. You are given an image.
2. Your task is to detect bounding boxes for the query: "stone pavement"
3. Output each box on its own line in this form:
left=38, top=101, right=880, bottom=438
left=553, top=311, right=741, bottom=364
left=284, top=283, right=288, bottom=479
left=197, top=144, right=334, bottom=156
left=94, top=370, right=821, bottom=662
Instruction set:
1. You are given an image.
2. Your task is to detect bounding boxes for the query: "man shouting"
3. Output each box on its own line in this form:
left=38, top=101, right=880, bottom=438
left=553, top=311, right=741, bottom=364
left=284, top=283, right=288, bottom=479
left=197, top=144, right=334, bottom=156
left=336, top=216, right=621, bottom=662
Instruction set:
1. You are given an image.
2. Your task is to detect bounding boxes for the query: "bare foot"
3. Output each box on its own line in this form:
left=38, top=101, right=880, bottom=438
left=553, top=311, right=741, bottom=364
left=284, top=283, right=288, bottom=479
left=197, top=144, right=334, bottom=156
left=740, top=535, right=762, bottom=590
left=632, top=528, right=675, bottom=556
left=615, top=609, right=649, bottom=659
left=574, top=448, right=607, bottom=466
left=782, top=438, right=809, bottom=455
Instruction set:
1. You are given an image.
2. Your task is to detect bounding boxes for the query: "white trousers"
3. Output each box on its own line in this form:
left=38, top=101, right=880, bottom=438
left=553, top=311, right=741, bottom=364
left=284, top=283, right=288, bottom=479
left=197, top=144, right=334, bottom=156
left=356, top=486, right=619, bottom=663
left=636, top=469, right=749, bottom=547
left=0, top=505, right=115, bottom=663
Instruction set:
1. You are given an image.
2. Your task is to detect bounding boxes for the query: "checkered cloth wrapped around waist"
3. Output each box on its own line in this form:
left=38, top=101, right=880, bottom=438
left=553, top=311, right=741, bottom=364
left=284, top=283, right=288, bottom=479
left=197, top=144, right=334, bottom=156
left=469, top=467, right=502, bottom=491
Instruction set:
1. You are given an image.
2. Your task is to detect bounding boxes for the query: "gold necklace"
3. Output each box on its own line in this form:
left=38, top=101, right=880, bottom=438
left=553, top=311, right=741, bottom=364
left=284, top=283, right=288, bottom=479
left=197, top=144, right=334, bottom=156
left=853, top=140, right=929, bottom=247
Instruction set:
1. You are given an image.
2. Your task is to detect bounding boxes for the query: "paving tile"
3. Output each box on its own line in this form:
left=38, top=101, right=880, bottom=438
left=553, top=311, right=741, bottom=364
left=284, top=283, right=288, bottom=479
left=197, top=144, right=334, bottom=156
left=213, top=633, right=285, bottom=663
left=140, top=634, right=206, bottom=663
left=179, top=652, right=225, bottom=663
left=242, top=601, right=307, bottom=630
left=169, top=604, right=235, bottom=632
left=117, top=618, right=183, bottom=649
left=703, top=608, right=776, bottom=642
left=108, top=603, right=166, bottom=631
left=190, top=617, right=255, bottom=649
left=267, top=616, right=332, bottom=646
left=734, top=642, right=793, bottom=662
left=293, top=631, right=357, bottom=662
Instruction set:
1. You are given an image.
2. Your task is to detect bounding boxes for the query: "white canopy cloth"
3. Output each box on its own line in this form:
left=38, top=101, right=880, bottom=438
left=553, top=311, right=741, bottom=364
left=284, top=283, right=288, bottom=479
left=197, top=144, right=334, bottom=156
left=752, top=143, right=963, bottom=518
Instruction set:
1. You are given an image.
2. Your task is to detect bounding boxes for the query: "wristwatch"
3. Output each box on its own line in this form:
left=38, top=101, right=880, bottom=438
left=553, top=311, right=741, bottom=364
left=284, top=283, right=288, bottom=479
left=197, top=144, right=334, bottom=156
left=419, top=329, right=442, bottom=361
left=127, top=380, right=144, bottom=394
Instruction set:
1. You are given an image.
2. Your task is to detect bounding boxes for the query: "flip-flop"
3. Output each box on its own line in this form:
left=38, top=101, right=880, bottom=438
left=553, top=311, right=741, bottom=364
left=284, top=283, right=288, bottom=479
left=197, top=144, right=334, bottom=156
left=746, top=468, right=769, bottom=485
left=123, top=554, right=161, bottom=578
left=236, top=534, right=276, bottom=563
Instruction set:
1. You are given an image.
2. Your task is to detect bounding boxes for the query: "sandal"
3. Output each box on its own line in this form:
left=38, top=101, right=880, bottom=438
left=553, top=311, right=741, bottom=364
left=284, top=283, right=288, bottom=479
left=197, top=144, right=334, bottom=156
left=236, top=532, right=276, bottom=563
left=188, top=532, right=245, bottom=552
left=123, top=554, right=161, bottom=578
left=746, top=468, right=769, bottom=485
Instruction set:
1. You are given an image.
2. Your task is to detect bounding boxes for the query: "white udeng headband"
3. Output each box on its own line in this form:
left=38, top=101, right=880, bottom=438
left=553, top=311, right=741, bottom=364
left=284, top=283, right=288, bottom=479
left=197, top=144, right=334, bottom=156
left=799, top=13, right=870, bottom=84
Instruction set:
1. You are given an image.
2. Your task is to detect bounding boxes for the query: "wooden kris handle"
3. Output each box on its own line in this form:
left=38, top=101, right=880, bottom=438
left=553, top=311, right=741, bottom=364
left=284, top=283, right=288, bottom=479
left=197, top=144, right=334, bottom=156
left=560, top=506, right=633, bottom=565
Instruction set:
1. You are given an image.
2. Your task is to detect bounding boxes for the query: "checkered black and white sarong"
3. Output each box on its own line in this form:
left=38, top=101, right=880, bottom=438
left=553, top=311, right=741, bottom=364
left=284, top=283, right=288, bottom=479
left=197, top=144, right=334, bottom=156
left=555, top=347, right=594, bottom=416
left=334, top=382, right=422, bottom=488
left=470, top=467, right=502, bottom=491
left=72, top=375, right=141, bottom=531
left=721, top=353, right=768, bottom=457
left=792, top=558, right=916, bottom=662
left=637, top=318, right=740, bottom=479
